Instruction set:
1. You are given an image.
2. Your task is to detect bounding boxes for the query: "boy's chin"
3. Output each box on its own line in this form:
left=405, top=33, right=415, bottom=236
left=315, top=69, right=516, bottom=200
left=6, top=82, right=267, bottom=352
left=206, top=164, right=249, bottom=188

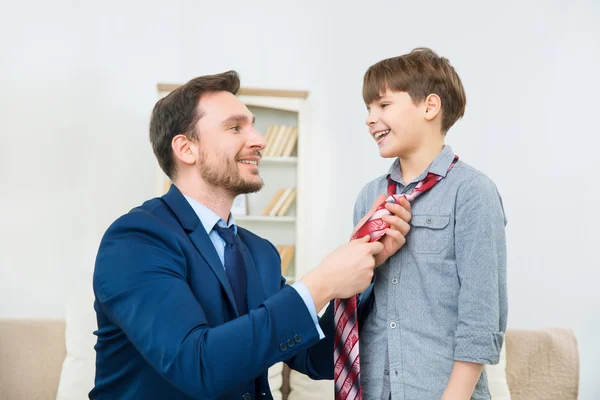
left=378, top=145, right=402, bottom=159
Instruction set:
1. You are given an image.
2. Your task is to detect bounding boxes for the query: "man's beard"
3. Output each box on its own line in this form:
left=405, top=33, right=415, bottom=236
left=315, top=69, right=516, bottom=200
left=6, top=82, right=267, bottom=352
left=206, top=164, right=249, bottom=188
left=198, top=150, right=264, bottom=196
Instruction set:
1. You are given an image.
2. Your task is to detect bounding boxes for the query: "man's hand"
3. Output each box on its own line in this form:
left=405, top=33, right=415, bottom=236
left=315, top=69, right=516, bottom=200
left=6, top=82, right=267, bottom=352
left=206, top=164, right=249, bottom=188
left=351, top=194, right=412, bottom=267
left=301, top=235, right=384, bottom=312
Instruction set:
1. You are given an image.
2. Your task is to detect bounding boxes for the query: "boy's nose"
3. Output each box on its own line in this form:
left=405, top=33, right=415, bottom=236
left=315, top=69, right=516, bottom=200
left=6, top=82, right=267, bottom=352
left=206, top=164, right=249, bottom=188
left=366, top=113, right=378, bottom=126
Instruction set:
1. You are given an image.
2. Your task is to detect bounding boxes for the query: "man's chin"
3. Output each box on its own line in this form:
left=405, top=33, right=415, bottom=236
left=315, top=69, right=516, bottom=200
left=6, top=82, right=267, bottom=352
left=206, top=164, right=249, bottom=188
left=234, top=178, right=264, bottom=195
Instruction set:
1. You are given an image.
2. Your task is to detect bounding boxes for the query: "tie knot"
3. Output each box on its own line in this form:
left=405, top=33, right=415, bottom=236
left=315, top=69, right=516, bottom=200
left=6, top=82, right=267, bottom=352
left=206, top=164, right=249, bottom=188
left=214, top=224, right=237, bottom=246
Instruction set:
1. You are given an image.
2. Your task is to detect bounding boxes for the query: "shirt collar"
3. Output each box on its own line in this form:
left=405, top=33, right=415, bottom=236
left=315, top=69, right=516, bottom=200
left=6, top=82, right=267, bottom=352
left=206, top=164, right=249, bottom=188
left=388, top=145, right=456, bottom=185
left=182, top=195, right=237, bottom=235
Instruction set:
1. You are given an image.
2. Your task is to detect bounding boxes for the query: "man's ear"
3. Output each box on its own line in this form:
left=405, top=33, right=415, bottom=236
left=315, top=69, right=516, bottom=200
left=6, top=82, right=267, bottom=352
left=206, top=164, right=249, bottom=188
left=172, top=134, right=197, bottom=166
left=423, top=93, right=442, bottom=121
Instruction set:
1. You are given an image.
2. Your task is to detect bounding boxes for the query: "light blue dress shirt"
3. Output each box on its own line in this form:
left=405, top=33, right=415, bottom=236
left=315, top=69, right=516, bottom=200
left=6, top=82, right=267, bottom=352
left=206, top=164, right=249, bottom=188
left=183, top=195, right=324, bottom=339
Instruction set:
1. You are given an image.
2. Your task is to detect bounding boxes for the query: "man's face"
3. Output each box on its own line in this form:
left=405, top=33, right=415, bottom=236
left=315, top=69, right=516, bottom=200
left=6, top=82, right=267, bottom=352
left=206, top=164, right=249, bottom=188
left=365, top=90, right=425, bottom=159
left=193, top=91, right=265, bottom=196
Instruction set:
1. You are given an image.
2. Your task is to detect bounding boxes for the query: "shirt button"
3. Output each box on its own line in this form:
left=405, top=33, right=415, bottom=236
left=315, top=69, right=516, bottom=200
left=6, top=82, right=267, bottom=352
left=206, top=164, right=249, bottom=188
left=279, top=342, right=287, bottom=352
left=287, top=338, right=295, bottom=348
left=294, top=334, right=302, bottom=343
left=384, top=369, right=389, bottom=375
left=390, top=322, right=397, bottom=329
left=426, top=217, right=433, bottom=224
left=243, top=394, right=252, bottom=400
left=392, top=278, right=398, bottom=284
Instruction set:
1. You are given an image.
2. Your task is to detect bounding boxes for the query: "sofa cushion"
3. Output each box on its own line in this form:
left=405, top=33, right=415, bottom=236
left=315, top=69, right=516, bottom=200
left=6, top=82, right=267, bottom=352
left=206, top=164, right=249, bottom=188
left=505, top=328, right=579, bottom=400
left=485, top=342, right=511, bottom=399
left=269, top=362, right=284, bottom=400
left=288, top=369, right=333, bottom=400
left=56, top=278, right=96, bottom=400
left=0, top=318, right=65, bottom=400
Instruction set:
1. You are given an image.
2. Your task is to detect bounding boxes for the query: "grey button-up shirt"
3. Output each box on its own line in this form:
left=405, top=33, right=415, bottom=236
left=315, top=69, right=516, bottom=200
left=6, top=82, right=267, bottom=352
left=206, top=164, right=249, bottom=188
left=355, top=146, right=508, bottom=400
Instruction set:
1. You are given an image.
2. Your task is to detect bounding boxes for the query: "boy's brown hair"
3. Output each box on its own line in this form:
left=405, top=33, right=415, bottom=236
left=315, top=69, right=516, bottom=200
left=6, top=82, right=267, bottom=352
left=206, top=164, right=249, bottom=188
left=363, top=48, right=466, bottom=133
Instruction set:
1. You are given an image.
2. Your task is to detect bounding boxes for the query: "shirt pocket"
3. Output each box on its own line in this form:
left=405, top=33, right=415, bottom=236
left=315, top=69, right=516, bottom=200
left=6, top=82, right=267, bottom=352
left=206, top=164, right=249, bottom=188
left=409, top=214, right=451, bottom=254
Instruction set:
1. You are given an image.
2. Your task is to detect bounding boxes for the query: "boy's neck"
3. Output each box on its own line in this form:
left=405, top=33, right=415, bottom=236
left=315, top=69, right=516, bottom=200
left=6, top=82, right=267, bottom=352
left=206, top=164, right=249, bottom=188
left=399, top=142, right=445, bottom=184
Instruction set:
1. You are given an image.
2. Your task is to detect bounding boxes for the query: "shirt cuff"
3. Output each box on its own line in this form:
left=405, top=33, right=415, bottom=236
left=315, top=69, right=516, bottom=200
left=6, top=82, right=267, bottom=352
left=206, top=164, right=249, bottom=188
left=454, top=331, right=504, bottom=364
left=291, top=281, right=325, bottom=340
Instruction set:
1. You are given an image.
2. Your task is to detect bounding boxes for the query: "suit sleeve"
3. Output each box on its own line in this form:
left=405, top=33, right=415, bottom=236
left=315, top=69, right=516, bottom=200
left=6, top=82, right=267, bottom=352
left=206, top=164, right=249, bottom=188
left=93, top=211, right=324, bottom=399
left=283, top=301, right=335, bottom=380
left=260, top=239, right=335, bottom=380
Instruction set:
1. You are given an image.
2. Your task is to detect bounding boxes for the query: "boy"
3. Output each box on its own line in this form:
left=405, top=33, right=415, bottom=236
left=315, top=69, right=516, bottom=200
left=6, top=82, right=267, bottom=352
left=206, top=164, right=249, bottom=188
left=354, top=48, right=507, bottom=399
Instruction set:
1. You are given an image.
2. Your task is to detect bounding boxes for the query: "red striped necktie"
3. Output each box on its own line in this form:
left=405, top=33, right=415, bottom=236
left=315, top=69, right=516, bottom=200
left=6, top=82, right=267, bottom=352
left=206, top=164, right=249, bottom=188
left=333, top=156, right=458, bottom=400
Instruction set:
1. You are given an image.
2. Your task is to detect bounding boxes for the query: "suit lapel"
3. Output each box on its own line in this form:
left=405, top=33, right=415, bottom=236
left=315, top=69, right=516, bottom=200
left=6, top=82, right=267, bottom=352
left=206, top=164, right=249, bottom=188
left=162, top=184, right=239, bottom=316
left=188, top=228, right=239, bottom=316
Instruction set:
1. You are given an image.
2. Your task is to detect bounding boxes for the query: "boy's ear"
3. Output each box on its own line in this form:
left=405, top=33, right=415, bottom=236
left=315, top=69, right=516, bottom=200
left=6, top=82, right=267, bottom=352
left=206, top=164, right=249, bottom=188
left=423, top=94, right=442, bottom=121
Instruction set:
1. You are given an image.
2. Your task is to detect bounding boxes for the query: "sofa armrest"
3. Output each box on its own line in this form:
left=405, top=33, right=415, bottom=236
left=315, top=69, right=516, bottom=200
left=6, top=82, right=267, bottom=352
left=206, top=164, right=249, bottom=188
left=505, top=328, right=579, bottom=400
left=0, top=318, right=66, bottom=400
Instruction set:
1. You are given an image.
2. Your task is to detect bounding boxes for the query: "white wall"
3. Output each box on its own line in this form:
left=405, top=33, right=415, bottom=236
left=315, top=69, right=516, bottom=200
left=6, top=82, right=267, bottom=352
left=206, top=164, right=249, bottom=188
left=1, top=0, right=598, bottom=397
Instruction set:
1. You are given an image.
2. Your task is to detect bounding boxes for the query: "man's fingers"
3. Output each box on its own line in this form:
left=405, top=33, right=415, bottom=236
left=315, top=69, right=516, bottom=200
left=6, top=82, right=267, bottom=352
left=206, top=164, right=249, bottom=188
left=358, top=234, right=371, bottom=243
left=367, top=241, right=385, bottom=255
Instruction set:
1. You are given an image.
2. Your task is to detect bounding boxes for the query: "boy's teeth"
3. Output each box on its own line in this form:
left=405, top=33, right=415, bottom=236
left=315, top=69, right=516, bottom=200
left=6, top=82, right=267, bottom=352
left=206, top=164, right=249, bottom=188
left=375, top=130, right=390, bottom=139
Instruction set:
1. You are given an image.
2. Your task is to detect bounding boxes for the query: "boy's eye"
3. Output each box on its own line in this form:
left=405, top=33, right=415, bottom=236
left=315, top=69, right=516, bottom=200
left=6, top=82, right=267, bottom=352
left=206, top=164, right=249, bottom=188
left=380, top=103, right=390, bottom=109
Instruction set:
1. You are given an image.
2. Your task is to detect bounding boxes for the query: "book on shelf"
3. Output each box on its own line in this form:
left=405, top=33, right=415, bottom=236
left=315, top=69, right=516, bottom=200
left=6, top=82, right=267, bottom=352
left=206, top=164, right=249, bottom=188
left=263, top=125, right=276, bottom=153
left=261, top=188, right=285, bottom=216
left=262, top=125, right=298, bottom=157
left=261, top=187, right=297, bottom=217
left=275, top=187, right=297, bottom=217
left=280, top=127, right=298, bottom=157
left=277, top=244, right=295, bottom=275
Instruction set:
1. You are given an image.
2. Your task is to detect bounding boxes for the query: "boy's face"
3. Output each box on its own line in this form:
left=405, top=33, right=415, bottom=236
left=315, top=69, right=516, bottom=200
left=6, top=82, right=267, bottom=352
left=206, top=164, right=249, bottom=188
left=365, top=90, right=426, bottom=159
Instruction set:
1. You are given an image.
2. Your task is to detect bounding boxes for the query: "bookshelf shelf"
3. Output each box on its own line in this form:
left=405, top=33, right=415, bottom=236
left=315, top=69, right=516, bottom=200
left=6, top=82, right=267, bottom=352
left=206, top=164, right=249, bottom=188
left=156, top=84, right=311, bottom=283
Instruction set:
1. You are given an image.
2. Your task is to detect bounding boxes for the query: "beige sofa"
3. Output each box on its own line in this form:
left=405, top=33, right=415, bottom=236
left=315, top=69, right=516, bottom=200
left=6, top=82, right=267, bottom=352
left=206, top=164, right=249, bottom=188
left=0, top=318, right=579, bottom=400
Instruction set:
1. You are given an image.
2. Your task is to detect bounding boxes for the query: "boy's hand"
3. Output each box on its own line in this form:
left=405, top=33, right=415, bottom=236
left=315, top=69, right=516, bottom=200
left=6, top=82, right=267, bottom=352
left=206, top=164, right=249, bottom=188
left=351, top=194, right=412, bottom=267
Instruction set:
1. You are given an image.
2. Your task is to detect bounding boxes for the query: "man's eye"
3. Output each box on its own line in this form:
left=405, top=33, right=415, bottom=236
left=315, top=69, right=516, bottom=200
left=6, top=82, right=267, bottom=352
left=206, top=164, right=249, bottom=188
left=230, top=126, right=240, bottom=132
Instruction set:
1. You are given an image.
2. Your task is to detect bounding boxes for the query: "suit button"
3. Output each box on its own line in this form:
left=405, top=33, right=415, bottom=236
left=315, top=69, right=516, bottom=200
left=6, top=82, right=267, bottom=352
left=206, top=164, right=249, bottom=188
left=242, top=393, right=252, bottom=400
left=294, top=334, right=302, bottom=343
left=279, top=342, right=287, bottom=351
left=287, top=338, right=295, bottom=348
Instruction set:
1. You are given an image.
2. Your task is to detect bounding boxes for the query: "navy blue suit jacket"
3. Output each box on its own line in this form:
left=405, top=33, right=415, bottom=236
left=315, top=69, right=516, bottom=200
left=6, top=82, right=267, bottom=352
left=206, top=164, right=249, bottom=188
left=90, top=185, right=334, bottom=399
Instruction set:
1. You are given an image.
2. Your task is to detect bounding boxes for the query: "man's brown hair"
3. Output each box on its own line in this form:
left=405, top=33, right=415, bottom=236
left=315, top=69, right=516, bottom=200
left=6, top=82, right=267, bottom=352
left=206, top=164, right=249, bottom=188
left=149, top=71, right=240, bottom=179
left=363, top=48, right=466, bottom=133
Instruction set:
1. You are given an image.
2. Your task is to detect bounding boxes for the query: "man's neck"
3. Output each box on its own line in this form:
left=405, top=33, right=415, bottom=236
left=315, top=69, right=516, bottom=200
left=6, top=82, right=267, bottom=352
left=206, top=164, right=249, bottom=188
left=174, top=176, right=234, bottom=222
left=400, top=142, right=445, bottom=184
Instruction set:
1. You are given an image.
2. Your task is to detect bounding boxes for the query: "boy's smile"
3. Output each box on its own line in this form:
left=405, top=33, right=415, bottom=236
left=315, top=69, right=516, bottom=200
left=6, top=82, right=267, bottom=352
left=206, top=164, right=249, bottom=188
left=372, top=128, right=391, bottom=144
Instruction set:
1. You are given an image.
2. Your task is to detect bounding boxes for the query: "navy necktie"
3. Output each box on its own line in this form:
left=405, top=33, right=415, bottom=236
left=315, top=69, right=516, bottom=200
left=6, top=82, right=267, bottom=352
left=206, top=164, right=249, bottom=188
left=214, top=224, right=248, bottom=315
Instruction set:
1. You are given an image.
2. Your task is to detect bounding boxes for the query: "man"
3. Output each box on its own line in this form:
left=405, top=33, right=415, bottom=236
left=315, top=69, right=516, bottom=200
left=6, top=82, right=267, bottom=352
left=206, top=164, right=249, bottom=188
left=90, top=70, right=411, bottom=399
